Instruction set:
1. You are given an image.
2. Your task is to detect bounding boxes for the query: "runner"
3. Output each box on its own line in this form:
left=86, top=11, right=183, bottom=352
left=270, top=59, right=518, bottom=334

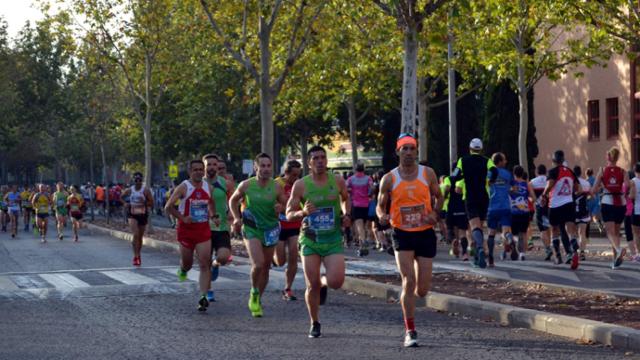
left=451, top=138, right=497, bottom=269
left=347, top=162, right=373, bottom=255
left=20, top=186, right=33, bottom=232
left=0, top=185, right=8, bottom=232
left=443, top=163, right=469, bottom=260
left=628, top=162, right=640, bottom=262
left=274, top=159, right=302, bottom=301
left=95, top=184, right=105, bottom=215
left=438, top=175, right=449, bottom=243
left=67, top=186, right=85, bottom=242
left=164, top=159, right=217, bottom=311
left=286, top=145, right=351, bottom=338
left=573, top=166, right=592, bottom=261
left=31, top=184, right=51, bottom=243
left=203, top=154, right=234, bottom=302
left=486, top=153, right=516, bottom=265
left=511, top=166, right=536, bottom=261
left=4, top=185, right=21, bottom=238
left=229, top=153, right=287, bottom=318
left=591, top=147, right=629, bottom=269
left=541, top=150, right=580, bottom=269
left=52, top=182, right=69, bottom=241
left=376, top=134, right=443, bottom=347
left=121, top=172, right=154, bottom=266
left=530, top=164, right=553, bottom=260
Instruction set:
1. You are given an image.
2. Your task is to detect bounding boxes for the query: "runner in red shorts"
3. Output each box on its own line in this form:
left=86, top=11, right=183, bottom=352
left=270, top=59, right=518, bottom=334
left=165, top=159, right=218, bottom=311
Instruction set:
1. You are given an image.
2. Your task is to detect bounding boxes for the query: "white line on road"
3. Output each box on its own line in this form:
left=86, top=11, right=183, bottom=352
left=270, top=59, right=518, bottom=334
left=39, top=273, right=90, bottom=289
left=101, top=270, right=160, bottom=285
left=0, top=276, right=19, bottom=291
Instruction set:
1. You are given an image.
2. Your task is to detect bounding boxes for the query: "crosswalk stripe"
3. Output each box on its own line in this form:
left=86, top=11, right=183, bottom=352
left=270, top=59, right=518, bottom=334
left=39, top=273, right=90, bottom=289
left=0, top=276, right=19, bottom=291
left=100, top=270, right=160, bottom=285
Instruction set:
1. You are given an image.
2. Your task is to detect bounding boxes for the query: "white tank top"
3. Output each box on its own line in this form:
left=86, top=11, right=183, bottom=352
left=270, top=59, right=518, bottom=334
left=633, top=178, right=640, bottom=215
left=178, top=180, right=211, bottom=216
left=129, top=185, right=147, bottom=215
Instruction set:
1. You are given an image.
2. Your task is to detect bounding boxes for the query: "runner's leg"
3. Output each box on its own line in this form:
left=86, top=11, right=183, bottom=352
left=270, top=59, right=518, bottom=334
left=302, top=254, right=322, bottom=323
left=194, top=240, right=212, bottom=295
left=285, top=236, right=299, bottom=291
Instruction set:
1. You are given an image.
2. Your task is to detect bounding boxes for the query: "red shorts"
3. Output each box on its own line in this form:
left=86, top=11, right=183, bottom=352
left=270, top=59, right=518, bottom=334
left=177, top=223, right=211, bottom=250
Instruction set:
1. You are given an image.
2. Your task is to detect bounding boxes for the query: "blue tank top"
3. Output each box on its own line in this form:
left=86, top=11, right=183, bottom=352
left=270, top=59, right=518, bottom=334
left=488, top=168, right=513, bottom=211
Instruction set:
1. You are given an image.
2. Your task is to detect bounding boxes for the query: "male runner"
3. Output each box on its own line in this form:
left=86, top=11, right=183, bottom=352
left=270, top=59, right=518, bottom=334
left=377, top=134, right=443, bottom=347
left=0, top=185, right=8, bottom=232
left=347, top=162, right=373, bottom=253
left=68, top=186, right=85, bottom=242
left=229, top=153, right=287, bottom=317
left=451, top=138, right=497, bottom=269
left=541, top=150, right=581, bottom=269
left=4, top=185, right=21, bottom=238
left=121, top=172, right=154, bottom=266
left=52, top=182, right=69, bottom=240
left=20, top=186, right=33, bottom=231
left=32, top=184, right=51, bottom=243
left=628, top=162, right=640, bottom=262
left=203, top=154, right=234, bottom=302
left=511, top=166, right=537, bottom=261
left=274, top=159, right=302, bottom=301
left=572, top=166, right=592, bottom=261
left=165, top=160, right=217, bottom=311
left=486, top=153, right=516, bottom=264
left=443, top=164, right=469, bottom=260
left=287, top=145, right=351, bottom=338
left=530, top=165, right=553, bottom=260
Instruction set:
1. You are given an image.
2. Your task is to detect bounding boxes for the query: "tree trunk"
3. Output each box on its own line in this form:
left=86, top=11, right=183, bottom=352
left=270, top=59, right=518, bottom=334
left=259, top=16, right=274, bottom=162
left=301, top=129, right=309, bottom=176
left=401, top=25, right=419, bottom=135
left=346, top=96, right=359, bottom=170
left=448, top=25, right=458, bottom=166
left=143, top=53, right=153, bottom=188
left=418, top=77, right=428, bottom=162
left=100, top=142, right=107, bottom=186
left=517, top=62, right=528, bottom=167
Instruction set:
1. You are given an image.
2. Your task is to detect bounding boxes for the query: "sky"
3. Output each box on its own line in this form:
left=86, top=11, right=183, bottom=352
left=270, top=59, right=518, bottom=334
left=0, top=0, right=44, bottom=39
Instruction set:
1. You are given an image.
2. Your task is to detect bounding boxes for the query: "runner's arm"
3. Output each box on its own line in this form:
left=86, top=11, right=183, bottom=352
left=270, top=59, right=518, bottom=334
left=228, top=180, right=249, bottom=224
left=274, top=182, right=287, bottom=214
left=336, top=175, right=352, bottom=227
left=590, top=167, right=603, bottom=196
left=427, top=167, right=443, bottom=214
left=376, top=173, right=392, bottom=224
left=623, top=170, right=631, bottom=197
left=286, top=179, right=306, bottom=221
left=164, top=184, right=187, bottom=222
left=144, top=188, right=154, bottom=208
left=630, top=179, right=637, bottom=200
left=527, top=182, right=537, bottom=204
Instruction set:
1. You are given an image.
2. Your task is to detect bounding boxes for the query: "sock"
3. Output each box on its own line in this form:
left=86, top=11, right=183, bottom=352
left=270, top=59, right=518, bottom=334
left=552, top=238, right=561, bottom=256
left=561, top=236, right=572, bottom=255
left=461, top=237, right=468, bottom=255
left=472, top=228, right=483, bottom=252
left=487, top=235, right=495, bottom=258
left=404, top=317, right=415, bottom=331
left=570, top=238, right=579, bottom=252
left=251, top=287, right=259, bottom=295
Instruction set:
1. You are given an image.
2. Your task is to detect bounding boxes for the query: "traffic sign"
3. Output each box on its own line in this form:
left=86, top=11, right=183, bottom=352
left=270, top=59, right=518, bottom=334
left=169, top=165, right=178, bottom=179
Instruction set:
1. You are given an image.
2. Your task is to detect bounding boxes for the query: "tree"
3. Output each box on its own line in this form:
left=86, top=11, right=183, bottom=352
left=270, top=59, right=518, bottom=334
left=199, top=0, right=327, bottom=162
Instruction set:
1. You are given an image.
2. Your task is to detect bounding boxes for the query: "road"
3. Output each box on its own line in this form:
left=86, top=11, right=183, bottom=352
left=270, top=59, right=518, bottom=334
left=0, top=223, right=634, bottom=359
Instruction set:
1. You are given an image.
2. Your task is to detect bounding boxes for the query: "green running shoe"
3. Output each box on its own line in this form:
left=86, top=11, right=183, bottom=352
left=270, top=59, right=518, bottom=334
left=176, top=268, right=188, bottom=282
left=248, top=289, right=260, bottom=314
left=253, top=298, right=263, bottom=318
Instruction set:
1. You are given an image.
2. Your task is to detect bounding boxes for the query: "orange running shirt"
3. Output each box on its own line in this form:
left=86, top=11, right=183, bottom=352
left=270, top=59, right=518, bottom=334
left=389, top=165, right=433, bottom=232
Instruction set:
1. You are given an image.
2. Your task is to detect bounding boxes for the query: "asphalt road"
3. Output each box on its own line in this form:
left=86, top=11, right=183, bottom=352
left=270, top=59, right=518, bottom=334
left=0, top=223, right=635, bottom=359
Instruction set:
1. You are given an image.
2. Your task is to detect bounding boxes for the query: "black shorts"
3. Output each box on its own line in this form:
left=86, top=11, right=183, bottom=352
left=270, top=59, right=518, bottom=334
left=535, top=205, right=550, bottom=231
left=352, top=207, right=369, bottom=221
left=511, top=213, right=530, bottom=235
left=439, top=210, right=447, bottom=220
left=466, top=198, right=488, bottom=221
left=211, top=231, right=231, bottom=251
left=71, top=213, right=83, bottom=221
left=632, top=215, right=640, bottom=227
left=279, top=227, right=300, bottom=241
left=601, top=204, right=625, bottom=224
left=391, top=228, right=437, bottom=258
left=446, top=212, right=468, bottom=230
left=36, top=213, right=49, bottom=219
left=128, top=213, right=148, bottom=226
left=374, top=217, right=390, bottom=231
left=549, top=202, right=576, bottom=227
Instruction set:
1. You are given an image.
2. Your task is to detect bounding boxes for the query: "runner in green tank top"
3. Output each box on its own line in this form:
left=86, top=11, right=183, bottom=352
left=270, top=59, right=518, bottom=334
left=52, top=182, right=69, bottom=241
left=286, top=145, right=351, bottom=338
left=203, top=153, right=234, bottom=302
left=230, top=153, right=287, bottom=318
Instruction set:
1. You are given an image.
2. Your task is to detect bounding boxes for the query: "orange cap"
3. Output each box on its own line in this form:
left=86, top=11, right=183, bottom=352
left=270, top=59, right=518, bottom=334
left=396, top=135, right=417, bottom=150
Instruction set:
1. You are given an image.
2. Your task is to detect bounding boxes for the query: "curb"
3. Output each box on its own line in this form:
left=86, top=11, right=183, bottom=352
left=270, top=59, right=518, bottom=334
left=86, top=223, right=180, bottom=253
left=341, top=276, right=640, bottom=352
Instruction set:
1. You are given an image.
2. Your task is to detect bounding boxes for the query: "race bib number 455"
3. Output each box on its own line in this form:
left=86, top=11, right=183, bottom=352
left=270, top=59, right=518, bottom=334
left=308, top=207, right=335, bottom=231
left=400, top=205, right=425, bottom=228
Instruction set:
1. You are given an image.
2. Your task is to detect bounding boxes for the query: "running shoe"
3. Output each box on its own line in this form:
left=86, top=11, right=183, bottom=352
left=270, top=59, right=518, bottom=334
left=206, top=290, right=216, bottom=302
left=565, top=253, right=573, bottom=265
left=462, top=253, right=469, bottom=262
left=58, top=234, right=63, bottom=241
left=248, top=289, right=261, bottom=314
left=570, top=251, right=579, bottom=270
left=198, top=295, right=209, bottom=312
left=132, top=256, right=141, bottom=267
left=252, top=298, right=264, bottom=318
left=614, top=248, right=626, bottom=268
left=580, top=251, right=586, bottom=262
left=320, top=285, right=328, bottom=305
left=282, top=288, right=297, bottom=301
left=488, top=255, right=495, bottom=268
left=176, top=268, right=188, bottom=282
left=544, top=248, right=554, bottom=261
left=211, top=264, right=220, bottom=282
left=403, top=330, right=418, bottom=348
left=500, top=251, right=507, bottom=261
left=554, top=254, right=563, bottom=265
left=308, top=321, right=322, bottom=338
left=519, top=253, right=526, bottom=261
left=477, top=249, right=487, bottom=269
left=510, top=246, right=519, bottom=261
left=452, top=239, right=460, bottom=258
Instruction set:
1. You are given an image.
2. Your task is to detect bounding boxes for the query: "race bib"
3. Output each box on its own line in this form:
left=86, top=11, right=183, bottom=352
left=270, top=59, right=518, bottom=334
left=308, top=207, right=335, bottom=231
left=70, top=204, right=80, bottom=213
left=263, top=225, right=281, bottom=247
left=189, top=200, right=208, bottom=223
left=22, top=200, right=30, bottom=207
left=57, top=199, right=66, bottom=207
left=400, top=205, right=425, bottom=228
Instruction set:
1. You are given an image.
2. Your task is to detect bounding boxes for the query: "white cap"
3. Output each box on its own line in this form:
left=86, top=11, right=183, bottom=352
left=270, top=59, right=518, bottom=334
left=469, top=138, right=483, bottom=150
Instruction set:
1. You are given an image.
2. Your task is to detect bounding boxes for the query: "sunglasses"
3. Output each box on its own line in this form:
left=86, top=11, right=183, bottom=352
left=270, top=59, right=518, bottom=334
left=397, top=132, right=415, bottom=140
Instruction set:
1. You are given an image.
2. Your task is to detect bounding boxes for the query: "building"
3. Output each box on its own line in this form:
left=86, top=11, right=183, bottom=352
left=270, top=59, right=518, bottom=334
left=534, top=54, right=640, bottom=172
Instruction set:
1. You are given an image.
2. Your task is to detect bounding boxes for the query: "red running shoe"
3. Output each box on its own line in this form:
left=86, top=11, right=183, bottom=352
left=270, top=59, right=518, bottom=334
left=133, top=256, right=141, bottom=267
left=570, top=252, right=579, bottom=270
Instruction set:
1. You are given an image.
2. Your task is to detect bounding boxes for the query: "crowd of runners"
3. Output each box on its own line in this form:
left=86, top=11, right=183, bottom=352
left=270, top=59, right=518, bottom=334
left=2, top=134, right=640, bottom=347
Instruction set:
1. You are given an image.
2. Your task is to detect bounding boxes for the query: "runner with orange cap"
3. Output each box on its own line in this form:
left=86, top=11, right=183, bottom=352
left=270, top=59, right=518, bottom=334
left=377, top=133, right=443, bottom=348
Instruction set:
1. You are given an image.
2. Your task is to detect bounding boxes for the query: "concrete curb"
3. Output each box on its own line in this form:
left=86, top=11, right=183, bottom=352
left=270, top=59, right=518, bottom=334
left=342, top=276, right=640, bottom=352
left=86, top=223, right=180, bottom=253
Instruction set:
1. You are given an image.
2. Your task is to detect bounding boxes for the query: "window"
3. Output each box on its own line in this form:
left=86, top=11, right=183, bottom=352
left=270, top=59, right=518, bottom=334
left=606, top=97, right=619, bottom=139
left=588, top=100, right=600, bottom=141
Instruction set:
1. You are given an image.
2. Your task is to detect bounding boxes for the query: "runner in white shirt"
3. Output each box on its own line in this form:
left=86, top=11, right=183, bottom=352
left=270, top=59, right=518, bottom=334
left=530, top=164, right=553, bottom=260
left=573, top=166, right=591, bottom=261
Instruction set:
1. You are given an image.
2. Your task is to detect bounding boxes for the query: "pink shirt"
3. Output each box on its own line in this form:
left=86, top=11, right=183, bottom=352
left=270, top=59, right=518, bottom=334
left=347, top=172, right=372, bottom=208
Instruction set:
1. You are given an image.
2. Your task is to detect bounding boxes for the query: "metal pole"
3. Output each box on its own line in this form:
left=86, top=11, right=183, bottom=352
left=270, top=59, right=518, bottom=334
left=447, top=8, right=458, bottom=167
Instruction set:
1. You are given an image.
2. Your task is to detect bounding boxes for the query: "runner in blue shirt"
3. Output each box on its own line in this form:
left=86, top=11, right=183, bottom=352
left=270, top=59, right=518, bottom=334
left=510, top=166, right=536, bottom=261
left=487, top=153, right=516, bottom=266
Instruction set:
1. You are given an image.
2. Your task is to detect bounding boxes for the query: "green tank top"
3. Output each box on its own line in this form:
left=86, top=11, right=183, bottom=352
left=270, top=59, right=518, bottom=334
left=242, top=177, right=278, bottom=231
left=300, top=174, right=342, bottom=244
left=53, top=191, right=68, bottom=209
left=207, top=176, right=229, bottom=232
